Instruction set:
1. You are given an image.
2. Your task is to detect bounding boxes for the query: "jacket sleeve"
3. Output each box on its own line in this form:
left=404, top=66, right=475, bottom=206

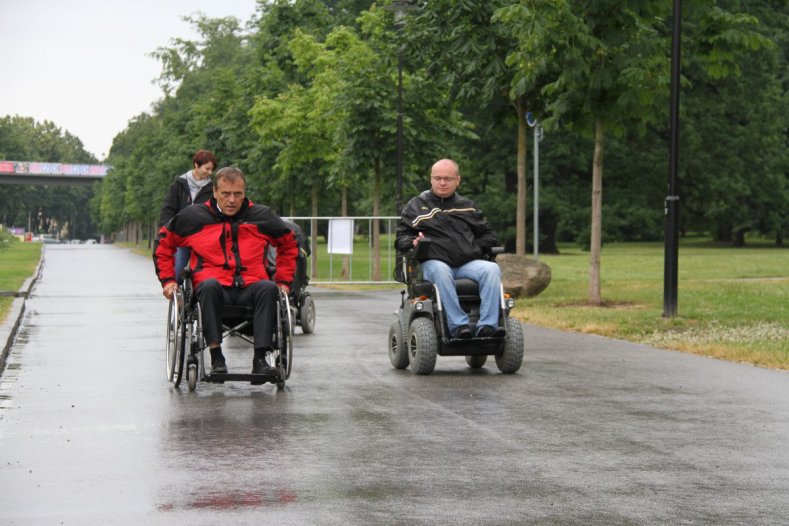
left=395, top=198, right=419, bottom=253
left=271, top=229, right=299, bottom=286
left=472, top=205, right=497, bottom=251
left=152, top=224, right=182, bottom=286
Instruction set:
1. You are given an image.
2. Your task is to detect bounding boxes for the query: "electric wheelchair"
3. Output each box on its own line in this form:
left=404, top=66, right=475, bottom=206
left=165, top=269, right=293, bottom=391
left=389, top=238, right=524, bottom=375
left=268, top=219, right=315, bottom=335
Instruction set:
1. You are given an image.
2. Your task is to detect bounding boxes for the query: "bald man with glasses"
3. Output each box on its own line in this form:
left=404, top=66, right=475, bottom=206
left=395, top=158, right=505, bottom=339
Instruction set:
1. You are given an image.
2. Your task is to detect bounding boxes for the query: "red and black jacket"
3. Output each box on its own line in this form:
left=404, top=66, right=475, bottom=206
left=153, top=197, right=298, bottom=290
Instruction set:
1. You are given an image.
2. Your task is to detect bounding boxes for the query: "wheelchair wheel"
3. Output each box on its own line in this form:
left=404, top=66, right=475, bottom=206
left=465, top=354, right=488, bottom=368
left=187, top=364, right=198, bottom=391
left=409, top=317, right=437, bottom=375
left=388, top=320, right=409, bottom=369
left=194, top=302, right=207, bottom=381
left=165, top=294, right=179, bottom=381
left=495, top=317, right=524, bottom=374
left=299, top=295, right=316, bottom=334
left=278, top=290, right=294, bottom=383
left=166, top=290, right=187, bottom=386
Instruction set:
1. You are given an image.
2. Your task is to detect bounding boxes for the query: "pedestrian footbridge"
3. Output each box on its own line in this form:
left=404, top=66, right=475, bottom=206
left=0, top=159, right=110, bottom=186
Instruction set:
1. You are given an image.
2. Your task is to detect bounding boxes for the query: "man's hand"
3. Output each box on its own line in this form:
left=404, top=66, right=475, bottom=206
left=163, top=281, right=178, bottom=300
left=412, top=232, right=425, bottom=247
left=278, top=283, right=291, bottom=294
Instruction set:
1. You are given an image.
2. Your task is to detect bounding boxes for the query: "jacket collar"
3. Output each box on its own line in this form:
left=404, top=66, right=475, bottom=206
left=209, top=197, right=250, bottom=220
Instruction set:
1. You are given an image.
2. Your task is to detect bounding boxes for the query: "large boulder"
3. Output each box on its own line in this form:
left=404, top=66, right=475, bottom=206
left=496, top=254, right=552, bottom=298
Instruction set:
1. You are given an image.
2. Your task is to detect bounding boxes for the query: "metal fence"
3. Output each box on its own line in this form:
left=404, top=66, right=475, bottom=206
left=285, top=216, right=401, bottom=285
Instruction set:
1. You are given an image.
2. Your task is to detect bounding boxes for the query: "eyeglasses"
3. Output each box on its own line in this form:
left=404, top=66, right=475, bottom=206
left=431, top=176, right=459, bottom=183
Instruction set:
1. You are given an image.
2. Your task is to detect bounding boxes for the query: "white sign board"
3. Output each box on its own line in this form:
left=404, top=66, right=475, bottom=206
left=328, top=219, right=353, bottom=254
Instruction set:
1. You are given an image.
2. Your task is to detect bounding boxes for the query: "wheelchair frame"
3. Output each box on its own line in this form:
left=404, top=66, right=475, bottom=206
left=388, top=239, right=524, bottom=375
left=165, top=274, right=293, bottom=391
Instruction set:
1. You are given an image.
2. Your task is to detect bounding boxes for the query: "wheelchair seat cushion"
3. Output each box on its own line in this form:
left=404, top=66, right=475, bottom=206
left=455, top=278, right=479, bottom=297
left=412, top=278, right=480, bottom=301
left=220, top=305, right=254, bottom=319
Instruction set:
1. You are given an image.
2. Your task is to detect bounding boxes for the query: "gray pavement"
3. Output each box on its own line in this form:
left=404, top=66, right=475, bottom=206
left=1, top=244, right=788, bottom=525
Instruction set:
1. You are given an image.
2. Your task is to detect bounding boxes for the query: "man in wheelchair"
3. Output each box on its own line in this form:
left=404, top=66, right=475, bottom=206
left=396, top=158, right=504, bottom=339
left=393, top=158, right=523, bottom=374
left=154, top=167, right=298, bottom=378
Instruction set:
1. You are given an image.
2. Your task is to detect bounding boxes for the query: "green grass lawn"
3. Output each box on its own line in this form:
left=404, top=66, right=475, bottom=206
left=123, top=235, right=789, bottom=369
left=0, top=240, right=42, bottom=321
left=517, top=238, right=789, bottom=370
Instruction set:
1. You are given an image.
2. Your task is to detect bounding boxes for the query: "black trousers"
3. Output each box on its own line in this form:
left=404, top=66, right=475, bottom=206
left=196, top=278, right=278, bottom=350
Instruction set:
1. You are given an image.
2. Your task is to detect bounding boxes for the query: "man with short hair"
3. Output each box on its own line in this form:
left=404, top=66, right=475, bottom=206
left=395, top=158, right=505, bottom=339
left=154, top=167, right=298, bottom=377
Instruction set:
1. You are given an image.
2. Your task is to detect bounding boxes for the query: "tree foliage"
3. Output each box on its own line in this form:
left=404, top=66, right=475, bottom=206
left=2, top=0, right=786, bottom=278
left=0, top=116, right=98, bottom=239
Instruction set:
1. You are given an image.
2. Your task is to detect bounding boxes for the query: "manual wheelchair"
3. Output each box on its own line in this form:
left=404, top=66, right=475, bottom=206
left=389, top=238, right=524, bottom=375
left=165, top=269, right=293, bottom=391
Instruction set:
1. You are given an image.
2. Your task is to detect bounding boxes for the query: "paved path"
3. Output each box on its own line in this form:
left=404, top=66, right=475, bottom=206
left=1, top=244, right=788, bottom=525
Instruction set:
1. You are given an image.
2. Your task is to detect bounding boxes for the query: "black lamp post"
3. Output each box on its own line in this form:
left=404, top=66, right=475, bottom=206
left=386, top=0, right=414, bottom=214
left=663, top=0, right=682, bottom=317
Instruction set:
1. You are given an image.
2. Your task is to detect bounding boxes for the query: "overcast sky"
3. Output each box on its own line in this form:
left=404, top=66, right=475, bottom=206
left=0, top=0, right=258, bottom=161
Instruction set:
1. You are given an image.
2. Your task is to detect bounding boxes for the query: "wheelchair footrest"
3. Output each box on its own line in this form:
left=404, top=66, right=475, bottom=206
left=204, top=372, right=281, bottom=384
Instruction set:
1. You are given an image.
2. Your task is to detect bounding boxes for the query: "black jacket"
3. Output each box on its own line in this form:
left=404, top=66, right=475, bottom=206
left=395, top=190, right=497, bottom=268
left=158, top=172, right=214, bottom=227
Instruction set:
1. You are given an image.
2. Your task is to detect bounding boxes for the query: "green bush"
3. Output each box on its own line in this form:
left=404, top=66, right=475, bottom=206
left=0, top=227, right=16, bottom=249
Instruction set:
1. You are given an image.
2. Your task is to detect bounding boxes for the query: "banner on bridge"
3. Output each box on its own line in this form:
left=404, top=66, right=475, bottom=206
left=0, top=160, right=110, bottom=177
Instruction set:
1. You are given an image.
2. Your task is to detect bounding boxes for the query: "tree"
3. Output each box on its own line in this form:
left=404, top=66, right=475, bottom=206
left=497, top=0, right=770, bottom=304
left=0, top=115, right=98, bottom=238
left=408, top=0, right=539, bottom=256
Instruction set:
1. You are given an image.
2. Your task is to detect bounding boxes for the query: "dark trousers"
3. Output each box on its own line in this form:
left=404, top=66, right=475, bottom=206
left=196, top=278, right=278, bottom=350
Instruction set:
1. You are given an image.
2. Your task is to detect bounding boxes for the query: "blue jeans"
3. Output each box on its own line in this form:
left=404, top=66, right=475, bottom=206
left=421, top=259, right=502, bottom=335
left=174, top=247, right=191, bottom=282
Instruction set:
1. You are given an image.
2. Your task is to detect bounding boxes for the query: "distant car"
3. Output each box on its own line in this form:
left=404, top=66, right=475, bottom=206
left=84, top=239, right=97, bottom=245
left=40, top=234, right=61, bottom=244
left=69, top=239, right=82, bottom=244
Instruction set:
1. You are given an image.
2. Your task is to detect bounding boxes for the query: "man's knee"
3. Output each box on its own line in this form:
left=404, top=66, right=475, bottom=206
left=249, top=280, right=278, bottom=304
left=422, top=260, right=453, bottom=282
left=481, top=261, right=501, bottom=280
left=197, top=278, right=222, bottom=298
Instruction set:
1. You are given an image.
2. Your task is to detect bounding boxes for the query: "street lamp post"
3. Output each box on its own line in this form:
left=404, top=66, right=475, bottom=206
left=663, top=0, right=682, bottom=317
left=386, top=0, right=414, bottom=214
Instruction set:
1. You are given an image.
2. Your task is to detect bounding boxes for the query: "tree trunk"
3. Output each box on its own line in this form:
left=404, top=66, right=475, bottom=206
left=732, top=228, right=746, bottom=247
left=516, top=99, right=528, bottom=256
left=588, top=118, right=604, bottom=306
left=372, top=157, right=381, bottom=281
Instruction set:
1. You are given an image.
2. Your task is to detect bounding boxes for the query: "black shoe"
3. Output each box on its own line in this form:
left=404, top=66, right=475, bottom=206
left=251, top=358, right=279, bottom=383
left=476, top=325, right=506, bottom=338
left=453, top=324, right=473, bottom=339
left=210, top=357, right=228, bottom=374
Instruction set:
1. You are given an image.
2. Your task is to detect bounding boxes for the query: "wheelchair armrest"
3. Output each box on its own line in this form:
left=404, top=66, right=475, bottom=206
left=413, top=237, right=432, bottom=261
left=483, top=246, right=504, bottom=261
left=393, top=238, right=432, bottom=286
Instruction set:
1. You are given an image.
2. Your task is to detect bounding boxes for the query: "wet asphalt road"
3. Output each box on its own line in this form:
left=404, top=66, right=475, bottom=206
left=1, top=244, right=788, bottom=525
